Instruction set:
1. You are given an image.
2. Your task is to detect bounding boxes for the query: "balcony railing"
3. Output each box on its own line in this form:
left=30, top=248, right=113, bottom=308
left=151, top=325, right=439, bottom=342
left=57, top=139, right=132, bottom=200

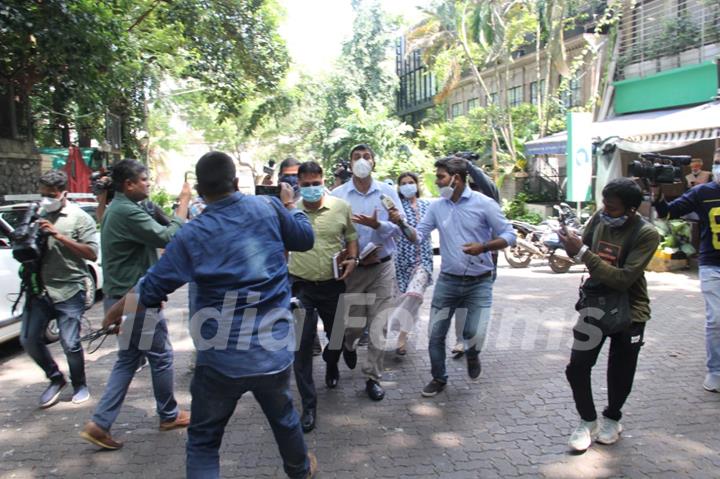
left=616, top=0, right=720, bottom=80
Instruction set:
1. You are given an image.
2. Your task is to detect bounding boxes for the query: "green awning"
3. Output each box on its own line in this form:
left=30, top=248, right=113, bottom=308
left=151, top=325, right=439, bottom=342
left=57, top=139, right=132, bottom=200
left=39, top=147, right=96, bottom=169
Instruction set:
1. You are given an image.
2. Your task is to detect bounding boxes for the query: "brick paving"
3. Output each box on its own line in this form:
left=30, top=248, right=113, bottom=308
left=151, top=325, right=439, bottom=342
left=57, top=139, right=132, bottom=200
left=0, top=257, right=718, bottom=478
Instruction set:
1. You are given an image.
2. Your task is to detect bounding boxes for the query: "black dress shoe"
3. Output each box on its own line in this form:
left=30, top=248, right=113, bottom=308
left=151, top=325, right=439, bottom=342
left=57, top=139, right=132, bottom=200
left=301, top=408, right=316, bottom=433
left=342, top=346, right=357, bottom=370
left=365, top=379, right=385, bottom=401
left=325, top=361, right=339, bottom=389
left=467, top=355, right=482, bottom=379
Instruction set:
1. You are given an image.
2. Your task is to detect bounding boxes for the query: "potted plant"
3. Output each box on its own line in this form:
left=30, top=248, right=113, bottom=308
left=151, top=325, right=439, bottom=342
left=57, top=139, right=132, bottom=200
left=647, top=219, right=695, bottom=272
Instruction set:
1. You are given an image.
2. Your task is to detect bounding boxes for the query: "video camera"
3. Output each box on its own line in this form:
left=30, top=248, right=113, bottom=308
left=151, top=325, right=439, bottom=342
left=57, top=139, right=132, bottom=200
left=333, top=159, right=352, bottom=184
left=8, top=203, right=49, bottom=264
left=454, top=151, right=480, bottom=162
left=90, top=168, right=114, bottom=198
left=628, top=153, right=691, bottom=184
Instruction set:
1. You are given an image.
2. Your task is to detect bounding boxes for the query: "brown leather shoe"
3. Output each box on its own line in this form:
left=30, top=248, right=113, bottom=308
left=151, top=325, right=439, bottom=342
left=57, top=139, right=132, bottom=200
left=159, top=410, right=190, bottom=431
left=79, top=421, right=123, bottom=450
left=306, top=452, right=318, bottom=478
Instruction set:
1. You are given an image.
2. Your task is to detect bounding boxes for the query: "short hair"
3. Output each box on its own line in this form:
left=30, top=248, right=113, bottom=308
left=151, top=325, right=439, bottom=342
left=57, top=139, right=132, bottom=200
left=602, top=178, right=643, bottom=210
left=111, top=159, right=147, bottom=192
left=397, top=171, right=421, bottom=197
left=350, top=144, right=375, bottom=159
left=434, top=156, right=468, bottom=182
left=279, top=157, right=300, bottom=172
left=690, top=158, right=703, bottom=164
left=196, top=151, right=236, bottom=196
left=39, top=169, right=68, bottom=190
left=298, top=161, right=323, bottom=180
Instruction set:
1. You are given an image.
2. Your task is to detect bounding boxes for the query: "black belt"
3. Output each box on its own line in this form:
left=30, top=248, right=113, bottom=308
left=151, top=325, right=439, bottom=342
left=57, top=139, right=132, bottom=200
left=289, top=275, right=342, bottom=286
left=358, top=255, right=392, bottom=267
left=441, top=271, right=492, bottom=281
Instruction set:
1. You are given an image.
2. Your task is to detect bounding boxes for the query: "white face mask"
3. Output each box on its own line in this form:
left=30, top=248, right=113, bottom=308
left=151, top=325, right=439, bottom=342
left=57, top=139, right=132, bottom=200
left=352, top=158, right=373, bottom=179
left=713, top=164, right=720, bottom=184
left=439, top=177, right=457, bottom=200
left=399, top=183, right=417, bottom=198
left=39, top=194, right=64, bottom=214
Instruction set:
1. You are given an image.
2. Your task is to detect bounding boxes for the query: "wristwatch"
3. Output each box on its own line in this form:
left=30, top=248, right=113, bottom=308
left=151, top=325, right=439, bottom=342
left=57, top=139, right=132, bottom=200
left=347, top=256, right=360, bottom=265
left=574, top=245, right=589, bottom=263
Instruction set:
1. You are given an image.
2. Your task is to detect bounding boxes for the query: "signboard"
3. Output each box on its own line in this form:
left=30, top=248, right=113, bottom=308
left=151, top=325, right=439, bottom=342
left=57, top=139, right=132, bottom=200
left=566, top=112, right=593, bottom=202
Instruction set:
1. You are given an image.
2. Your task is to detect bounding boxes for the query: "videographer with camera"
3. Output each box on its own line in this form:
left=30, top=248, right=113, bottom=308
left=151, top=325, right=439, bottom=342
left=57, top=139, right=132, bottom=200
left=652, top=148, right=720, bottom=393
left=18, top=170, right=99, bottom=408
left=80, top=159, right=191, bottom=450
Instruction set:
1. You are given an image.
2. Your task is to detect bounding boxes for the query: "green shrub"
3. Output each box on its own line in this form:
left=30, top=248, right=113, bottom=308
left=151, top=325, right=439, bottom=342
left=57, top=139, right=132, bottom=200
left=502, top=192, right=543, bottom=225
left=150, top=188, right=174, bottom=216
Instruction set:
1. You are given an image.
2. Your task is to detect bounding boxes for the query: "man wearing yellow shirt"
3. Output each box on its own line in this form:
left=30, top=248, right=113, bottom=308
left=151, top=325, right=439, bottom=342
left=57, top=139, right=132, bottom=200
left=289, top=161, right=359, bottom=433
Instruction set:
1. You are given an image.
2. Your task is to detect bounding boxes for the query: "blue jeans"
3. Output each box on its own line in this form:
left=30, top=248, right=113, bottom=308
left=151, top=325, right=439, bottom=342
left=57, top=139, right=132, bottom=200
left=187, top=366, right=309, bottom=479
left=700, top=265, right=720, bottom=379
left=20, top=291, right=86, bottom=388
left=91, top=297, right=179, bottom=431
left=428, top=273, right=493, bottom=383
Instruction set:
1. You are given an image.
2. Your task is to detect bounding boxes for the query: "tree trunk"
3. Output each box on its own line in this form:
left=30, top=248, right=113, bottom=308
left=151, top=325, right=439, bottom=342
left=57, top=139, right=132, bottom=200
left=60, top=123, right=70, bottom=147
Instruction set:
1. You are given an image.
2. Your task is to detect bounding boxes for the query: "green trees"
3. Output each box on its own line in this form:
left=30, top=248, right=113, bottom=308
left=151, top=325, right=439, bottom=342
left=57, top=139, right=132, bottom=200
left=233, top=0, right=431, bottom=180
left=406, top=0, right=622, bottom=176
left=0, top=0, right=289, bottom=158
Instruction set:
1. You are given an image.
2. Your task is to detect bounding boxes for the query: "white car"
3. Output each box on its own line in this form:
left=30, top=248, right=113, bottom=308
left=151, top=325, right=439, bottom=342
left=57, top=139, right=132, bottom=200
left=0, top=201, right=103, bottom=345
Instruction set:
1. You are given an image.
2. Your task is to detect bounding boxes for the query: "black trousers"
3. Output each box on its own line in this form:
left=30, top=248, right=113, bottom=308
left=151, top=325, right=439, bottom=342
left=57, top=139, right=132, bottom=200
left=291, top=278, right=346, bottom=410
left=565, top=320, right=646, bottom=422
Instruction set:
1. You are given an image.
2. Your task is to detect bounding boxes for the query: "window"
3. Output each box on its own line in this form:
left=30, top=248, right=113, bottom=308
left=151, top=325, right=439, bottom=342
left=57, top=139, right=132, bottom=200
left=508, top=86, right=523, bottom=107
left=487, top=93, right=498, bottom=106
left=530, top=80, right=545, bottom=105
left=450, top=102, right=462, bottom=118
left=562, top=78, right=582, bottom=108
left=467, top=98, right=479, bottom=112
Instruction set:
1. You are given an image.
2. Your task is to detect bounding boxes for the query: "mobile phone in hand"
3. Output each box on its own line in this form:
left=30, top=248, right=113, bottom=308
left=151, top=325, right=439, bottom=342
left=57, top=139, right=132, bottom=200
left=255, top=185, right=281, bottom=198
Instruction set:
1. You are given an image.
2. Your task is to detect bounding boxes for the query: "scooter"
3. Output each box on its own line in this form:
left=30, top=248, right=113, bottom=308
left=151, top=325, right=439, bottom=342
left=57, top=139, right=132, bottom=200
left=503, top=203, right=583, bottom=273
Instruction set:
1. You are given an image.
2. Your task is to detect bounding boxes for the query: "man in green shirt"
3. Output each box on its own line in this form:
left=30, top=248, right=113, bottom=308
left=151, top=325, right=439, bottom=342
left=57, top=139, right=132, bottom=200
left=20, top=170, right=99, bottom=408
left=81, top=159, right=191, bottom=450
left=559, top=178, right=660, bottom=452
left=289, top=161, right=359, bottom=433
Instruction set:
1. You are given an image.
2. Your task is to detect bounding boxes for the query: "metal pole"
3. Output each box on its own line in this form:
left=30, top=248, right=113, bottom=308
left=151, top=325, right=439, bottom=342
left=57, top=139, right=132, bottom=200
left=492, top=138, right=499, bottom=183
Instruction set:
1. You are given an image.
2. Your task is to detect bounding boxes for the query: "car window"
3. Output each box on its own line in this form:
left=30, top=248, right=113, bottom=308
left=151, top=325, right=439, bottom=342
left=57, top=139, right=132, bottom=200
left=0, top=210, right=27, bottom=230
left=0, top=210, right=28, bottom=243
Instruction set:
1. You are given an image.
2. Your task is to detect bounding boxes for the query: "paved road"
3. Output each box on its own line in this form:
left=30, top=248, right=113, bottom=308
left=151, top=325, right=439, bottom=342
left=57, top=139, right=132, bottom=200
left=0, top=257, right=718, bottom=478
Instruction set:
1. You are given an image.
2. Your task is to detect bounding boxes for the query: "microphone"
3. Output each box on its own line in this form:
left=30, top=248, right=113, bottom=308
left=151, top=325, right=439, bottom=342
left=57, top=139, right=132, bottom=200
left=379, top=194, right=415, bottom=241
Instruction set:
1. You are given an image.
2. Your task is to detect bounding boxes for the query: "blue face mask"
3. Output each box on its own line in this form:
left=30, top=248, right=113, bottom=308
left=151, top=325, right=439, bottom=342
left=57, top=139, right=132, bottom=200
left=600, top=211, right=629, bottom=229
left=399, top=183, right=417, bottom=198
left=300, top=185, right=324, bottom=203
left=279, top=174, right=299, bottom=192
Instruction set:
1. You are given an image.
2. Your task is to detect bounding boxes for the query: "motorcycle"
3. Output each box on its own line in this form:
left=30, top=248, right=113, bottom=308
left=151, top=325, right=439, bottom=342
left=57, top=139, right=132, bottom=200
left=503, top=203, right=584, bottom=274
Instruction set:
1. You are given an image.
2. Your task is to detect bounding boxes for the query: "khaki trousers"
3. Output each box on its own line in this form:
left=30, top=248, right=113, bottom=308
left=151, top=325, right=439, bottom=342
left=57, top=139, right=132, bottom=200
left=338, top=260, right=397, bottom=381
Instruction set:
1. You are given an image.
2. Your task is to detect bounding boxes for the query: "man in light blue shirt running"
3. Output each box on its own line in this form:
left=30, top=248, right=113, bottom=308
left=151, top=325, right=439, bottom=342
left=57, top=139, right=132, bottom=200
left=390, top=156, right=515, bottom=397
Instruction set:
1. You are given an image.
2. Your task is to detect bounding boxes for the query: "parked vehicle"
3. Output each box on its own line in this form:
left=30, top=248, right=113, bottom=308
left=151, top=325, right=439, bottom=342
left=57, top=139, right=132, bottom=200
left=504, top=203, right=585, bottom=274
left=0, top=198, right=102, bottom=345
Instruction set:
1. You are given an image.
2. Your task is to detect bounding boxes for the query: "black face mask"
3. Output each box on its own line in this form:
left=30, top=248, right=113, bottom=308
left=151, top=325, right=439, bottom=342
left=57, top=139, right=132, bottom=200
left=279, top=174, right=299, bottom=192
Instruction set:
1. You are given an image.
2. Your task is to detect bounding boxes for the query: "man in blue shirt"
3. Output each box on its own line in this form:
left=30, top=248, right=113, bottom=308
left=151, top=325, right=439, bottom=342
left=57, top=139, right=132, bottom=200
left=652, top=150, right=720, bottom=393
left=332, top=144, right=404, bottom=401
left=391, top=156, right=515, bottom=397
left=101, top=152, right=317, bottom=479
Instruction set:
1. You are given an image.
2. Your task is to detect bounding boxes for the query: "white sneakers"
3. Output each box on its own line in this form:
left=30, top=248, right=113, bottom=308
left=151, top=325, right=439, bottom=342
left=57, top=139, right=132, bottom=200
left=596, top=418, right=623, bottom=445
left=703, top=374, right=720, bottom=392
left=568, top=418, right=624, bottom=451
left=568, top=420, right=599, bottom=452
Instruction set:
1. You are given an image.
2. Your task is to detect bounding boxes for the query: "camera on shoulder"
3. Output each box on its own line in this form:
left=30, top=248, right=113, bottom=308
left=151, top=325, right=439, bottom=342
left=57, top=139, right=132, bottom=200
left=628, top=153, right=691, bottom=184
